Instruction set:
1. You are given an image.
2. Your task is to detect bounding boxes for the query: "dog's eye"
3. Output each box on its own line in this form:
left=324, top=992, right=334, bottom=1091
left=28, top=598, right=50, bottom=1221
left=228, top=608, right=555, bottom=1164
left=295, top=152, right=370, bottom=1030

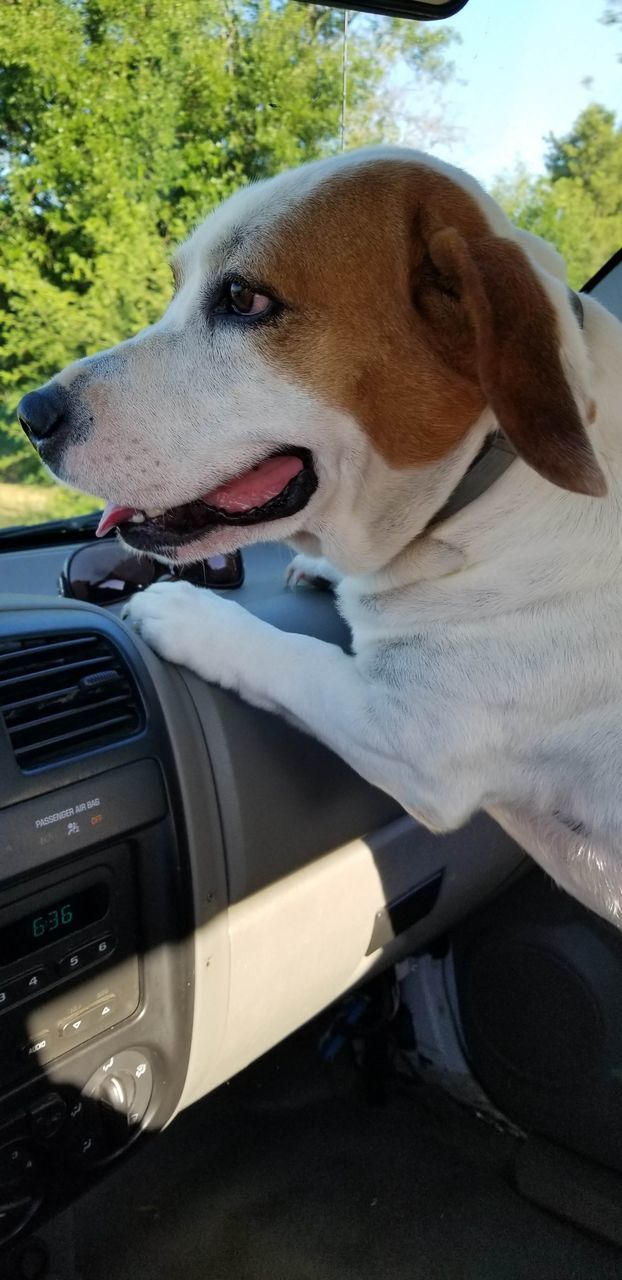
left=225, top=281, right=273, bottom=317
left=212, top=278, right=279, bottom=323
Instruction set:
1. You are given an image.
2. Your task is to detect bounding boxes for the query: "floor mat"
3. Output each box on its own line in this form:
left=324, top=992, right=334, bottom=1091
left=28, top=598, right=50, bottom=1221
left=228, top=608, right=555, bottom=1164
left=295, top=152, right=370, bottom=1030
left=56, top=1021, right=622, bottom=1280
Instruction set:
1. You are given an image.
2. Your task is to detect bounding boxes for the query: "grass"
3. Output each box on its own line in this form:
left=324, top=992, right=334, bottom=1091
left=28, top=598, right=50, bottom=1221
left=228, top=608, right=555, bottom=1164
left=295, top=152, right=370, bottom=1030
left=0, top=422, right=99, bottom=527
left=0, top=480, right=99, bottom=528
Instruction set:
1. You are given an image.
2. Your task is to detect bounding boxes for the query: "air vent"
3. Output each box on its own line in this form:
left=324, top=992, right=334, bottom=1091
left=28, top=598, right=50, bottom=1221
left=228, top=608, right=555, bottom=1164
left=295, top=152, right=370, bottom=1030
left=0, top=633, right=143, bottom=770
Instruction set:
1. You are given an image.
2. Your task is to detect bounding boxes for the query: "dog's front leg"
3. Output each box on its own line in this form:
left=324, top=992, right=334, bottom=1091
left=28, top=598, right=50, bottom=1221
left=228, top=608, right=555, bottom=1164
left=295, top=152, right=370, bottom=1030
left=123, top=580, right=413, bottom=800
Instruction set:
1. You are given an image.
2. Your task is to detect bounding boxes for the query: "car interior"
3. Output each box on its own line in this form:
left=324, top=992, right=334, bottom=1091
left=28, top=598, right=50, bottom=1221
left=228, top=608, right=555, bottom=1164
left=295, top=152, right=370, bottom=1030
left=1, top=1, right=622, bottom=1277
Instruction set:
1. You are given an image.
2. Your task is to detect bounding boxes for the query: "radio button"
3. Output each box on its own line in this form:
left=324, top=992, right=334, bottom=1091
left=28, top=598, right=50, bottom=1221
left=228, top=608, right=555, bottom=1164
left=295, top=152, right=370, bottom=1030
left=30, top=1094, right=67, bottom=1141
left=15, top=968, right=49, bottom=999
left=60, top=1010, right=94, bottom=1039
left=81, top=935, right=117, bottom=965
left=56, top=950, right=85, bottom=978
left=0, top=967, right=52, bottom=1014
left=20, top=969, right=45, bottom=995
left=57, top=934, right=116, bottom=979
left=19, top=1033, right=50, bottom=1063
left=92, top=995, right=117, bottom=1025
left=59, top=994, right=117, bottom=1041
left=0, top=985, right=18, bottom=1014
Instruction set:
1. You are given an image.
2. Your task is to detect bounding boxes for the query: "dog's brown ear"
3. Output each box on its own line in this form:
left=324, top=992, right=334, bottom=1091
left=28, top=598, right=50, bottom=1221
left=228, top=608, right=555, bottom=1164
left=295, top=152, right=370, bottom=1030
left=417, top=226, right=606, bottom=497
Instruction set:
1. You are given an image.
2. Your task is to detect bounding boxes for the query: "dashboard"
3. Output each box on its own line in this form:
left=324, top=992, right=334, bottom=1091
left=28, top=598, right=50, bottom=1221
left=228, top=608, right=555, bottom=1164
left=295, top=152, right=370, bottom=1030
left=0, top=539, right=527, bottom=1244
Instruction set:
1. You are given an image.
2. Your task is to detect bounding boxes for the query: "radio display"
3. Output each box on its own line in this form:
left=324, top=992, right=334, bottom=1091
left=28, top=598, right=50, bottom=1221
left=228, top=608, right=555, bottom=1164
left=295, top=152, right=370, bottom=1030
left=0, top=883, right=110, bottom=966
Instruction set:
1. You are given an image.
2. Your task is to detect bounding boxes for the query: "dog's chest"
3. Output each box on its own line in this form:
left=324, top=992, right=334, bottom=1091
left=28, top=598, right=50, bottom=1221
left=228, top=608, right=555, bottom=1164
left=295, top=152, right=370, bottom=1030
left=490, top=803, right=622, bottom=927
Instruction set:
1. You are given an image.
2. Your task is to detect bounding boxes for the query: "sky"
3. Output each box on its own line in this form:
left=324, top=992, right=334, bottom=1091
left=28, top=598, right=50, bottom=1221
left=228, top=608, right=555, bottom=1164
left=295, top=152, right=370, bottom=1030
left=405, top=0, right=621, bottom=185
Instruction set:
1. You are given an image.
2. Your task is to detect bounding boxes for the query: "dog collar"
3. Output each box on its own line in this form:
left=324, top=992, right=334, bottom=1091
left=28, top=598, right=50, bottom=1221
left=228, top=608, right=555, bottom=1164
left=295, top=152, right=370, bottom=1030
left=569, top=289, right=584, bottom=330
left=427, top=288, right=585, bottom=530
left=426, top=432, right=517, bottom=529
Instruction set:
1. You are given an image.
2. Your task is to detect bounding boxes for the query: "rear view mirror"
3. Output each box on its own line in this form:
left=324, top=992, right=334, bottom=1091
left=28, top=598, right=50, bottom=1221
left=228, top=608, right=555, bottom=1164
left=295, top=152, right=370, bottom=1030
left=296, top=0, right=469, bottom=19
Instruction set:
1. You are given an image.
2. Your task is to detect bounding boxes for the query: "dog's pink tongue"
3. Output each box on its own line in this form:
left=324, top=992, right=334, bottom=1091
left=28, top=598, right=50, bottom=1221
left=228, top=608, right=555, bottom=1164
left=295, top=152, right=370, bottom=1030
left=96, top=503, right=140, bottom=538
left=201, top=454, right=303, bottom=513
left=94, top=455, right=303, bottom=536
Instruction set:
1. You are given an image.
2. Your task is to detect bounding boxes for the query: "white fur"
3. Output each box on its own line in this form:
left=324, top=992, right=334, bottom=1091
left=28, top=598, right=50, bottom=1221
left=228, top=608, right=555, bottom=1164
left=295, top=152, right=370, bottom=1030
left=43, top=146, right=622, bottom=927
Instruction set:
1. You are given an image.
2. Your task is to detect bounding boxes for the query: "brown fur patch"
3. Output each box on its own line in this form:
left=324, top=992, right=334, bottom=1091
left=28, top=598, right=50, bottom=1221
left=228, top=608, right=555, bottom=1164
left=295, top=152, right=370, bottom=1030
left=251, top=162, right=489, bottom=467
left=242, top=158, right=604, bottom=494
left=427, top=227, right=605, bottom=495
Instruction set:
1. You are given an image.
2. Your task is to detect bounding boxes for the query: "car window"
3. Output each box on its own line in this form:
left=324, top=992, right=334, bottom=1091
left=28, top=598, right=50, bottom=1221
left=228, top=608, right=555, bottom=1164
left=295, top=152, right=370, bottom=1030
left=0, top=0, right=620, bottom=529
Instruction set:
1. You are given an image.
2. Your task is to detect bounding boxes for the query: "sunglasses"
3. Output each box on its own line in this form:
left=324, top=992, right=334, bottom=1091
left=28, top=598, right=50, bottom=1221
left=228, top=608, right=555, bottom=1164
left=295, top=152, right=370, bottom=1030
left=59, top=542, right=244, bottom=607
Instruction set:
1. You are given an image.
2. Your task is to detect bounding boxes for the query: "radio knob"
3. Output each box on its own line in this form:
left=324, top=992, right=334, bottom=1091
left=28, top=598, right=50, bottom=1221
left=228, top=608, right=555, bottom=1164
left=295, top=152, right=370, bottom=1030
left=80, top=1050, right=153, bottom=1161
left=98, top=1071, right=136, bottom=1115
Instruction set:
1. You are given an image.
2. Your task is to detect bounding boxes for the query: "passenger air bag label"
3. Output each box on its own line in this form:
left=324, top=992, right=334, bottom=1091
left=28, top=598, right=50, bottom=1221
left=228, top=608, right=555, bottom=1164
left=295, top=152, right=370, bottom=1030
left=35, top=796, right=101, bottom=829
left=0, top=760, right=167, bottom=875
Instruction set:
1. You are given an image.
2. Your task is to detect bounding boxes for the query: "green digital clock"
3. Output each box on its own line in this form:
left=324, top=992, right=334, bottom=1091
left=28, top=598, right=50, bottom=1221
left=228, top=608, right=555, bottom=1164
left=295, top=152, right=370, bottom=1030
left=0, top=883, right=109, bottom=965
left=32, top=901, right=75, bottom=938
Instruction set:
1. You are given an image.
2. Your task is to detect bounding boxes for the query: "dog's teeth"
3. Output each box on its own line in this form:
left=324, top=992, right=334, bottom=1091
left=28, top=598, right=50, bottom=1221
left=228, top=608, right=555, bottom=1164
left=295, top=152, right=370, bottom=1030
left=130, top=512, right=146, bottom=523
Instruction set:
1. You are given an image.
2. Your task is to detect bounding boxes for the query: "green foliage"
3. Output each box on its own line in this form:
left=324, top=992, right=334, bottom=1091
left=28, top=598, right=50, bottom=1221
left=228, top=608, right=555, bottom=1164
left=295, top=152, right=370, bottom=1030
left=493, top=104, right=622, bottom=289
left=0, top=0, right=455, bottom=503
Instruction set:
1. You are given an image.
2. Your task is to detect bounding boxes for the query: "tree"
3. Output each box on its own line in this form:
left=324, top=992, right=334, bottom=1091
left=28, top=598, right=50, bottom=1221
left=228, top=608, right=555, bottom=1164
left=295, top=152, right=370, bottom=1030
left=0, top=0, right=456, bottom=482
left=493, top=104, right=622, bottom=289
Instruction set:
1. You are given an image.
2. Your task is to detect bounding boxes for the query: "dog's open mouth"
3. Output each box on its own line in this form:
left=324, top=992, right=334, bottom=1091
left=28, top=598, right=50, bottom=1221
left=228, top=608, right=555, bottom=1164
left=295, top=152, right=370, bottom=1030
left=96, top=448, right=318, bottom=550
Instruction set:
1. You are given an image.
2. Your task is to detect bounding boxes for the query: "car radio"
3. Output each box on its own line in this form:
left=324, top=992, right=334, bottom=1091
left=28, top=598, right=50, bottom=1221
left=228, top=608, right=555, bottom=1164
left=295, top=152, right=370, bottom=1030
left=0, top=608, right=198, bottom=1249
left=0, top=848, right=140, bottom=1090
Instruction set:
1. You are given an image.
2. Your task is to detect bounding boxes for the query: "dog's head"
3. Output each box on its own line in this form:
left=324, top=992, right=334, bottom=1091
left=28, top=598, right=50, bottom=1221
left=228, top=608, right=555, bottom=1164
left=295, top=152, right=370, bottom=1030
left=17, top=147, right=604, bottom=572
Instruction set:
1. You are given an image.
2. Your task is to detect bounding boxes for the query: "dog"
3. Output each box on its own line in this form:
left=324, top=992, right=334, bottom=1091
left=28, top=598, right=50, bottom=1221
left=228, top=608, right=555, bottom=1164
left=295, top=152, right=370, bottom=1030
left=17, top=146, right=622, bottom=927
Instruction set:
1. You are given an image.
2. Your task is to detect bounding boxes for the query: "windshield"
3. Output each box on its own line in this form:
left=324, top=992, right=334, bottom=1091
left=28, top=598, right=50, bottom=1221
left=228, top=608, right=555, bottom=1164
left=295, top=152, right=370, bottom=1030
left=1, top=0, right=620, bottom=531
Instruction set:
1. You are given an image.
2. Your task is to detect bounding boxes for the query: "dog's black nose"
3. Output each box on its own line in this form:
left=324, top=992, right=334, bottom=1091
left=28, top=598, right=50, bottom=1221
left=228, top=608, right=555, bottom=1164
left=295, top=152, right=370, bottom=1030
left=17, top=385, right=68, bottom=444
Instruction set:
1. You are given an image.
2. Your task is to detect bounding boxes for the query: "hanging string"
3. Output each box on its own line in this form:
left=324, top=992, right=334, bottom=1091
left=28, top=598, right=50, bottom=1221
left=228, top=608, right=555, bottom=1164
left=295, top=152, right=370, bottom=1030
left=340, top=9, right=349, bottom=152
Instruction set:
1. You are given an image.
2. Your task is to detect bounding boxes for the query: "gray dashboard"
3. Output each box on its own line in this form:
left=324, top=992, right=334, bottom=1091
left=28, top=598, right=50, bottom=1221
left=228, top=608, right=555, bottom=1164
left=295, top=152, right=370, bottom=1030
left=0, top=535, right=525, bottom=1245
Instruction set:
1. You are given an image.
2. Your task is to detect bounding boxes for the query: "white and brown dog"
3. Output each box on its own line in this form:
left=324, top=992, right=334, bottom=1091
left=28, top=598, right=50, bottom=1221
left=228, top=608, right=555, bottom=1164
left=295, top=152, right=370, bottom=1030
left=17, top=147, right=622, bottom=926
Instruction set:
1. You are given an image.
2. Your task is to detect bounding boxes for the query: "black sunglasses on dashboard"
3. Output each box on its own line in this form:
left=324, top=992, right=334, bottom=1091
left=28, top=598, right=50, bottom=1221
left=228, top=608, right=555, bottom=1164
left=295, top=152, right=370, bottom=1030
left=59, top=541, right=244, bottom=606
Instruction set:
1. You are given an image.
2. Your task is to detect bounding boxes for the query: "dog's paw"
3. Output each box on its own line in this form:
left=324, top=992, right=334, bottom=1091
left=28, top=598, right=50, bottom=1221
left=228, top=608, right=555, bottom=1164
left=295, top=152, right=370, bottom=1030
left=285, top=554, right=341, bottom=591
left=122, top=580, right=203, bottom=665
left=122, top=580, right=250, bottom=687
